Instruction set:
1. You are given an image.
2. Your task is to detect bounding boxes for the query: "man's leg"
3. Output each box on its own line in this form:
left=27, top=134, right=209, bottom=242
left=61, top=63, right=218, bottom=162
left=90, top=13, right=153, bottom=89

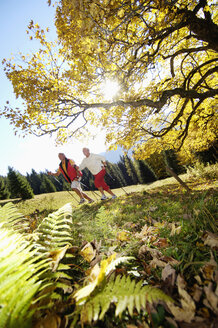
left=81, top=191, right=94, bottom=202
left=105, top=187, right=116, bottom=197
left=71, top=181, right=94, bottom=203
left=95, top=170, right=116, bottom=199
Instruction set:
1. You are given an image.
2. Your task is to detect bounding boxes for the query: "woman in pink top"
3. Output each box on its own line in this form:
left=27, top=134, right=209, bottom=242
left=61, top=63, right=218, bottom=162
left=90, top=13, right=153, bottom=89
left=79, top=148, right=117, bottom=200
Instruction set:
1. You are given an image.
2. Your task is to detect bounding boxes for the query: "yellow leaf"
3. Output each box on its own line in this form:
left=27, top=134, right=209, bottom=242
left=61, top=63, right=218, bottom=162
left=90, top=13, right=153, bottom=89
left=49, top=245, right=69, bottom=272
left=80, top=242, right=96, bottom=262
left=117, top=230, right=130, bottom=241
left=74, top=254, right=117, bottom=302
left=170, top=222, right=182, bottom=236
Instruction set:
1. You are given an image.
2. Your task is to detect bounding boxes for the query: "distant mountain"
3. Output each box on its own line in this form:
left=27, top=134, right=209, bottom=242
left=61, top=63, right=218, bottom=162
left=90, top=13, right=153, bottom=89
left=100, top=146, right=132, bottom=163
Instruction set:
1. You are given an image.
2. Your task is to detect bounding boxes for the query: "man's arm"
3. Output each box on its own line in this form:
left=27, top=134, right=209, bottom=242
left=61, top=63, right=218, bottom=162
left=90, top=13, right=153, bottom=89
left=93, top=154, right=107, bottom=167
left=79, top=158, right=86, bottom=171
left=94, top=154, right=106, bottom=161
left=48, top=170, right=60, bottom=177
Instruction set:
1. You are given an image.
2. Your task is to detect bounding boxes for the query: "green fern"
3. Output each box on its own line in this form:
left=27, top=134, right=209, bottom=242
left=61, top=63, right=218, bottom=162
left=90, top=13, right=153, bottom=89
left=34, top=203, right=73, bottom=250
left=74, top=274, right=172, bottom=326
left=0, top=203, right=75, bottom=327
left=0, top=202, right=30, bottom=233
left=0, top=225, right=49, bottom=328
left=29, top=203, right=75, bottom=311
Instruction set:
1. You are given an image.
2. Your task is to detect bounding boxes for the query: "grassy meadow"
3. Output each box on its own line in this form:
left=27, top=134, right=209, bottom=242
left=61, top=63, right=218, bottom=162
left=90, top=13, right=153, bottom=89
left=12, top=172, right=216, bottom=216
left=1, top=166, right=218, bottom=327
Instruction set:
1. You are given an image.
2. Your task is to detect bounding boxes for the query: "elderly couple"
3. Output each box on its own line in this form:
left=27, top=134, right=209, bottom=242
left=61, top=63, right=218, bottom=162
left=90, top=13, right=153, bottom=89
left=48, top=148, right=117, bottom=204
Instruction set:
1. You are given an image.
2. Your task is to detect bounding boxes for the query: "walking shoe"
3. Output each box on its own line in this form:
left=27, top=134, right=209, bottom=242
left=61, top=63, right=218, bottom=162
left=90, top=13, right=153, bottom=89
left=101, top=195, right=107, bottom=200
left=88, top=199, right=94, bottom=203
left=111, top=195, right=117, bottom=199
left=79, top=198, right=85, bottom=204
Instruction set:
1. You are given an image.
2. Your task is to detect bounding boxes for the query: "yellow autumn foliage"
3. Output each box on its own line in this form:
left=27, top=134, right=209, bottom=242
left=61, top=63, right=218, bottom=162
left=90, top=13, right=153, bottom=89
left=1, top=0, right=217, bottom=162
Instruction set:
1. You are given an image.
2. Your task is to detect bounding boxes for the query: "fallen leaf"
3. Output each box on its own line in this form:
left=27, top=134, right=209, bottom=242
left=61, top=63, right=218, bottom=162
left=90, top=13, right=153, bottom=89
left=202, top=231, right=218, bottom=249
left=135, top=224, right=154, bottom=238
left=150, top=257, right=166, bottom=268
left=138, top=245, right=162, bottom=259
left=90, top=254, right=102, bottom=267
left=49, top=245, right=69, bottom=272
left=162, top=264, right=176, bottom=286
left=76, top=221, right=83, bottom=226
left=117, top=230, right=130, bottom=241
left=194, top=275, right=203, bottom=285
left=80, top=242, right=96, bottom=262
left=200, top=252, right=217, bottom=280
left=191, top=284, right=202, bottom=302
left=167, top=275, right=196, bottom=323
left=74, top=254, right=117, bottom=302
left=160, top=255, right=180, bottom=266
left=201, top=263, right=216, bottom=280
left=170, top=222, right=182, bottom=236
left=166, top=317, right=178, bottom=328
left=203, top=282, right=218, bottom=314
left=153, top=237, right=168, bottom=248
left=149, top=206, right=158, bottom=212
left=34, top=313, right=61, bottom=328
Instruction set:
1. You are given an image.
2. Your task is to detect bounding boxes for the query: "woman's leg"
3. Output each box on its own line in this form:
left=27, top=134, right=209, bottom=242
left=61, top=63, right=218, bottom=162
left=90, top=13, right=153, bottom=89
left=71, top=181, right=94, bottom=202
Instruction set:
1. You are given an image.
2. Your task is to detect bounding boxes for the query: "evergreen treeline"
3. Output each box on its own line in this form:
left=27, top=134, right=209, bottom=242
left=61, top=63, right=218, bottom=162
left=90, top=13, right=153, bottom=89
left=0, top=150, right=189, bottom=200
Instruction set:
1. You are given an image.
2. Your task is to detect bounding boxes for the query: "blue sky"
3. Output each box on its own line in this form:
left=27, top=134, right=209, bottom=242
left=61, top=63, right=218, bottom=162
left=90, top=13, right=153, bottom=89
left=0, top=0, right=107, bottom=177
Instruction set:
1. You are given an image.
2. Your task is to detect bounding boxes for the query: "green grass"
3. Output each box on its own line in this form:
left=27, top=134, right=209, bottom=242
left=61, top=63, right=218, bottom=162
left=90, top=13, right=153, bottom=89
left=2, top=173, right=217, bottom=265
left=1, top=171, right=217, bottom=327
left=3, top=173, right=207, bottom=215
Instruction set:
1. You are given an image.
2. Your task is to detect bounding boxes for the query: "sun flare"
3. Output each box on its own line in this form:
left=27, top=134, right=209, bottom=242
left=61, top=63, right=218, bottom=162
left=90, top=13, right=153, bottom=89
left=102, top=80, right=120, bottom=101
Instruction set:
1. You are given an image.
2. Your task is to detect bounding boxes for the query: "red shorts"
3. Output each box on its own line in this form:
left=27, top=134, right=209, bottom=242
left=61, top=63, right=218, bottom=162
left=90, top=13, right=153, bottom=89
left=94, top=169, right=109, bottom=191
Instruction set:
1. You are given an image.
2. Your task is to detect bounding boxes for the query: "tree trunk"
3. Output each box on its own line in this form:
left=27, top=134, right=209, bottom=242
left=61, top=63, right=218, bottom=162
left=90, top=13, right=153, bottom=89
left=166, top=166, right=191, bottom=192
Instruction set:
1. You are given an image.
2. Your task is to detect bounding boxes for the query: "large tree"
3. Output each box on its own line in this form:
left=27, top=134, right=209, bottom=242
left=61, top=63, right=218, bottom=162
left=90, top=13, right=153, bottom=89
left=2, top=0, right=218, bottom=163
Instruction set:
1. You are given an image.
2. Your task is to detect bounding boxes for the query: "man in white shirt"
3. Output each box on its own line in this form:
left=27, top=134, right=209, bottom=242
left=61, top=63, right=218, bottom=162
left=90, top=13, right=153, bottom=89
left=79, top=148, right=117, bottom=200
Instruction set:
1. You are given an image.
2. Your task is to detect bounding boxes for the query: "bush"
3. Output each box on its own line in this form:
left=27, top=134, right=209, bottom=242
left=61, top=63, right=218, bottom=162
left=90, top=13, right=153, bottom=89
left=186, top=162, right=218, bottom=180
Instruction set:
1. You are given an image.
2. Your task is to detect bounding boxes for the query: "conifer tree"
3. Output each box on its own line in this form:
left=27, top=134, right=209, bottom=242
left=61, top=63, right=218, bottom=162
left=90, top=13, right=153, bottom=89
left=27, top=169, right=42, bottom=195
left=105, top=162, right=119, bottom=189
left=118, top=156, right=133, bottom=186
left=59, top=175, right=71, bottom=191
left=7, top=167, right=34, bottom=200
left=0, top=177, right=10, bottom=200
left=81, top=168, right=95, bottom=190
left=39, top=174, right=56, bottom=194
left=145, top=152, right=168, bottom=180
left=134, top=160, right=157, bottom=184
left=47, top=173, right=63, bottom=191
left=114, top=163, right=127, bottom=187
left=124, top=156, right=139, bottom=185
left=105, top=162, right=126, bottom=188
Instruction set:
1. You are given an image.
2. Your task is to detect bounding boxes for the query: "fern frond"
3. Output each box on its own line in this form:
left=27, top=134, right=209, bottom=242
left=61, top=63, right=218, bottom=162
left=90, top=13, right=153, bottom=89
left=34, top=203, right=73, bottom=251
left=0, top=203, right=75, bottom=327
left=106, top=256, right=134, bottom=275
left=76, top=274, right=173, bottom=325
left=0, top=202, right=30, bottom=233
left=0, top=228, right=50, bottom=328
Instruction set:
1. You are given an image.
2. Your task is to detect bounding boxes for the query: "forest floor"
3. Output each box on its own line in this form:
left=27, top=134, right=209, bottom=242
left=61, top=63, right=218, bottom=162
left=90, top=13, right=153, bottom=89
left=23, top=174, right=218, bottom=326
left=1, top=171, right=218, bottom=327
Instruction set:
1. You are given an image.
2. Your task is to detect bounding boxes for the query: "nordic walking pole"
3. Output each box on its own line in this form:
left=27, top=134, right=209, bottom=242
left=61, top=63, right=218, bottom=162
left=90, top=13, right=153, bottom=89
left=80, top=181, right=101, bottom=200
left=106, top=171, right=129, bottom=195
left=52, top=176, right=80, bottom=204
